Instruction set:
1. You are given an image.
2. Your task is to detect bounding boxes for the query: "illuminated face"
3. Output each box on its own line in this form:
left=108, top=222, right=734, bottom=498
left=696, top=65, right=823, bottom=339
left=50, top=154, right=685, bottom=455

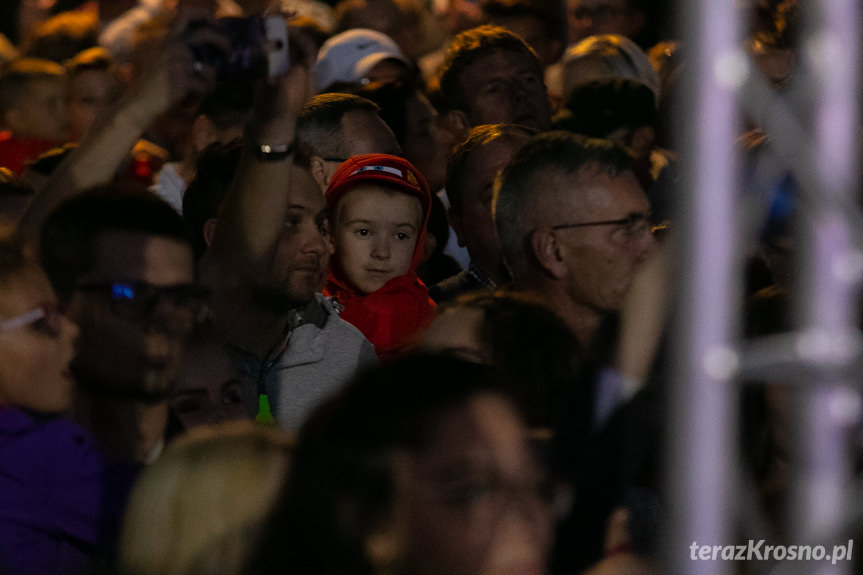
left=552, top=169, right=655, bottom=313
left=68, top=231, right=195, bottom=399
left=459, top=49, right=551, bottom=131
left=257, top=177, right=332, bottom=312
left=0, top=265, right=78, bottom=413
left=399, top=394, right=553, bottom=575
left=334, top=185, right=423, bottom=294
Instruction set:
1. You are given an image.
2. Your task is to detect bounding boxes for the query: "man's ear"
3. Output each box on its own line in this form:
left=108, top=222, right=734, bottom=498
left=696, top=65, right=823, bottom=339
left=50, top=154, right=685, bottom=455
left=531, top=228, right=567, bottom=279
left=203, top=217, right=218, bottom=247
left=442, top=110, right=470, bottom=138
left=447, top=207, right=466, bottom=247
left=309, top=156, right=329, bottom=192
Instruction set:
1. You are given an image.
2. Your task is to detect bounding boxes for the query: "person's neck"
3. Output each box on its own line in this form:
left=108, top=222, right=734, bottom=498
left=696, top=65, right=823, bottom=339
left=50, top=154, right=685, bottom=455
left=515, top=278, right=602, bottom=347
left=74, top=387, right=168, bottom=464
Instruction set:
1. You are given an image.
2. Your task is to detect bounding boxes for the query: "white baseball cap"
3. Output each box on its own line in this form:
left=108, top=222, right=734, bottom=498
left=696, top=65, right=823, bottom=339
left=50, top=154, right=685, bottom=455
left=314, top=28, right=411, bottom=92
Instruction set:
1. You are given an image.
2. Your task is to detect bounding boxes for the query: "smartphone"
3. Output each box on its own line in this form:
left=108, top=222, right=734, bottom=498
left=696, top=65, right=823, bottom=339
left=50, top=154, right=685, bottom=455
left=187, top=16, right=289, bottom=81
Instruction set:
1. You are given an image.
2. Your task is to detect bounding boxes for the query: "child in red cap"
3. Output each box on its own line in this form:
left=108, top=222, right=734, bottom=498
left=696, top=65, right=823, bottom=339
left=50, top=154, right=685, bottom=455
left=324, top=153, right=436, bottom=362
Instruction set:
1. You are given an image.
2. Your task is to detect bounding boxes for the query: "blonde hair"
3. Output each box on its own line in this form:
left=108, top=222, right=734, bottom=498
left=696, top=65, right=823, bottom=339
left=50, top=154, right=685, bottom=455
left=118, top=422, right=293, bottom=575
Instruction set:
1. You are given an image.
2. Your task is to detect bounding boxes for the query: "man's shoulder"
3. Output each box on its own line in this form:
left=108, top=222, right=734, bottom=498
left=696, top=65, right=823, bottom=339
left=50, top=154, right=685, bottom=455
left=313, top=294, right=375, bottom=345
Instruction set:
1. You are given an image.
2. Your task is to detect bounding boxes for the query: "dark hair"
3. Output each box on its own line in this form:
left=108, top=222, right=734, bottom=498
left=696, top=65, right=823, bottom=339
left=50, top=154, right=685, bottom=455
left=251, top=354, right=512, bottom=575
left=182, top=140, right=243, bottom=261
left=438, top=25, right=540, bottom=113
left=355, top=80, right=417, bottom=146
left=440, top=290, right=584, bottom=430
left=0, top=58, right=65, bottom=116
left=40, top=185, right=191, bottom=301
left=295, top=93, right=382, bottom=166
left=446, top=123, right=536, bottom=214
left=555, top=78, right=658, bottom=138
left=494, top=131, right=634, bottom=275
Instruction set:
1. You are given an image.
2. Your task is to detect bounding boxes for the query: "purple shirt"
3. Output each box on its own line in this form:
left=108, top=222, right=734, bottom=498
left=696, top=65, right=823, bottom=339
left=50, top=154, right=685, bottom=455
left=0, top=406, right=135, bottom=575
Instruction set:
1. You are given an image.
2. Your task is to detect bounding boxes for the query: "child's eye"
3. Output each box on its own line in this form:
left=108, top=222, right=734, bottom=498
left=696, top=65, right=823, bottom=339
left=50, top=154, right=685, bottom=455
left=395, top=232, right=411, bottom=241
left=355, top=228, right=370, bottom=237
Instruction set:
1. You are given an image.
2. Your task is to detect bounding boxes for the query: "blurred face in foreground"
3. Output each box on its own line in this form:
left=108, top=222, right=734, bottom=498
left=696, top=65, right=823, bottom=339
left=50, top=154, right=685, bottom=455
left=392, top=393, right=554, bottom=575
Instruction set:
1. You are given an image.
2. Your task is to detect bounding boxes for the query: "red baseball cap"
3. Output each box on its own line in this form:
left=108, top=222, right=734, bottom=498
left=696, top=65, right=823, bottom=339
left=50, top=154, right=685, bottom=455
left=325, top=153, right=431, bottom=220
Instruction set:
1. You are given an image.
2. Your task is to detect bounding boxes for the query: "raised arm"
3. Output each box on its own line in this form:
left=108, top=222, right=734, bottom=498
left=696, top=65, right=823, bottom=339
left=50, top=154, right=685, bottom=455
left=14, top=9, right=226, bottom=250
left=200, top=33, right=316, bottom=347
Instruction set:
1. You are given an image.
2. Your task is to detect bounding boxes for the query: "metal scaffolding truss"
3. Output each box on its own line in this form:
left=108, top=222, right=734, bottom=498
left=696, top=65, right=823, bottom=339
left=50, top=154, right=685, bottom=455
left=666, top=1, right=861, bottom=574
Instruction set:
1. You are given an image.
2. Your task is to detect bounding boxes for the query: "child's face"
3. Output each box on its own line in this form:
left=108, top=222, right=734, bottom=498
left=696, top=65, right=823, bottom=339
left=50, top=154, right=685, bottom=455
left=7, top=78, right=68, bottom=142
left=0, top=265, right=79, bottom=413
left=67, top=69, right=118, bottom=141
left=335, top=184, right=423, bottom=294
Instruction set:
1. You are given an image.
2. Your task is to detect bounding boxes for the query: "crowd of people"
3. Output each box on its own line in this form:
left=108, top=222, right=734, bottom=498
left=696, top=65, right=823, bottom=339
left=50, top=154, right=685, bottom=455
left=0, top=0, right=829, bottom=574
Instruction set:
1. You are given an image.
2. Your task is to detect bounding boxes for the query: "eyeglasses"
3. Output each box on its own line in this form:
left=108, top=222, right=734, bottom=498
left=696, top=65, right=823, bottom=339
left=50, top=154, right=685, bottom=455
left=551, top=212, right=653, bottom=239
left=75, top=281, right=210, bottom=323
left=417, top=470, right=559, bottom=525
left=0, top=303, right=65, bottom=337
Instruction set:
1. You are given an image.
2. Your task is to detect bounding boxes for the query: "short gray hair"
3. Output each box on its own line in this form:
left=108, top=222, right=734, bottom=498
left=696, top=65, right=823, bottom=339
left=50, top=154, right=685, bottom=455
left=295, top=93, right=381, bottom=167
left=493, top=131, right=633, bottom=276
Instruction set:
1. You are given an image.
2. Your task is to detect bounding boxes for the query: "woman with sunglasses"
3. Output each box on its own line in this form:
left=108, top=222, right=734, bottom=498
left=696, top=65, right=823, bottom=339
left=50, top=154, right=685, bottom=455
left=0, top=239, right=124, bottom=575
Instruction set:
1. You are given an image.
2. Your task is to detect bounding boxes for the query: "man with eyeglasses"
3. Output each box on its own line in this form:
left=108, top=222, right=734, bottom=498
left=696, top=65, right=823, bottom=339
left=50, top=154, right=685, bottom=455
left=494, top=130, right=659, bottom=575
left=38, top=187, right=202, bottom=464
left=493, top=131, right=656, bottom=347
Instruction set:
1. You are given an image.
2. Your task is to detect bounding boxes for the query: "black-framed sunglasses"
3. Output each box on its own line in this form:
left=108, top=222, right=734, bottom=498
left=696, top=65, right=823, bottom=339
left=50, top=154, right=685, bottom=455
left=0, top=302, right=66, bottom=337
left=551, top=212, right=654, bottom=238
left=75, top=281, right=210, bottom=322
